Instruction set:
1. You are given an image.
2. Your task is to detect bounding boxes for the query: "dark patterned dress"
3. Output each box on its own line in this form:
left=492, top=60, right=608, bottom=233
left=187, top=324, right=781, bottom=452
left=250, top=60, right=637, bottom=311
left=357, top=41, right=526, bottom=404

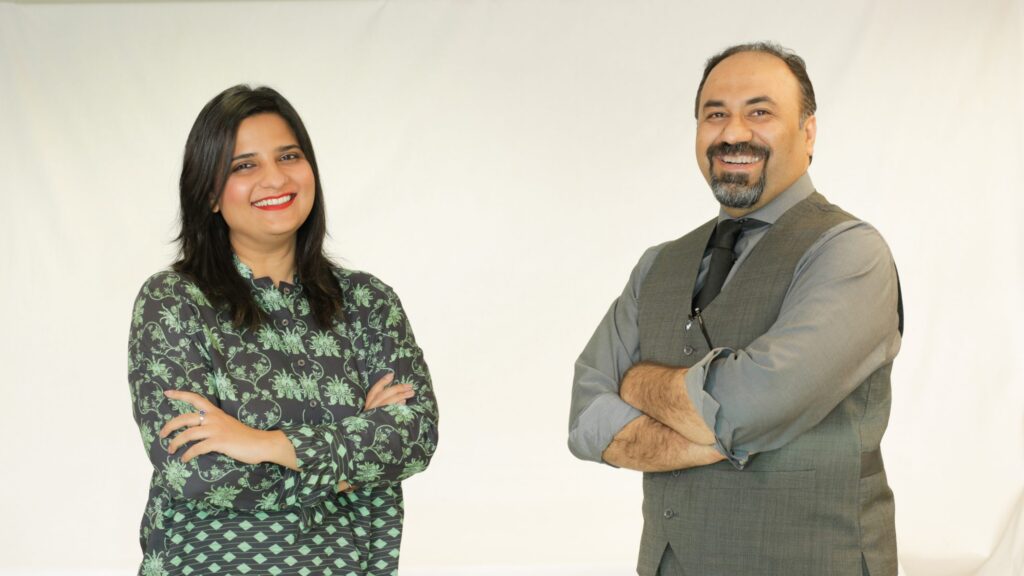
left=128, top=260, right=438, bottom=576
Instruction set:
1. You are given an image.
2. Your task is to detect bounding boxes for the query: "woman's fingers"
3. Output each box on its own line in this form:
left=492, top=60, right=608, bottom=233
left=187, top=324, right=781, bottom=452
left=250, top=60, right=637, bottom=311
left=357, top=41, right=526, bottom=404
left=160, top=390, right=218, bottom=438
left=166, top=424, right=212, bottom=454
left=164, top=389, right=215, bottom=411
left=364, top=372, right=395, bottom=407
left=180, top=439, right=216, bottom=464
left=159, top=412, right=205, bottom=438
left=365, top=382, right=415, bottom=410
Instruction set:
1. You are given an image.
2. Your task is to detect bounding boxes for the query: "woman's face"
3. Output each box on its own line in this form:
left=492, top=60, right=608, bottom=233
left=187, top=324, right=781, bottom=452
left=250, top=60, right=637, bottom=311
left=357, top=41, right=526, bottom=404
left=215, top=113, right=315, bottom=252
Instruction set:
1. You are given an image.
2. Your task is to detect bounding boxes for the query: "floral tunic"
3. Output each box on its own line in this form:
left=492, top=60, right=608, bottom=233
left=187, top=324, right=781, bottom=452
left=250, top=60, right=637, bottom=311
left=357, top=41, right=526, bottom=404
left=128, top=261, right=438, bottom=576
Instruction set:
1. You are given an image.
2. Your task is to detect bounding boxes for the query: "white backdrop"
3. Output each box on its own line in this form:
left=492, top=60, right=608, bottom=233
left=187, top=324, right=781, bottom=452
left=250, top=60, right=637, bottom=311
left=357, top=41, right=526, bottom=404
left=1, top=0, right=1022, bottom=574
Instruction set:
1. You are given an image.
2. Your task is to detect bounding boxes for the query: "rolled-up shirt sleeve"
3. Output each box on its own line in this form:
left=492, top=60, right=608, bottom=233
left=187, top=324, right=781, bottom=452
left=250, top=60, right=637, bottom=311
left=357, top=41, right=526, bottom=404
left=684, top=222, right=902, bottom=469
left=568, top=245, right=665, bottom=463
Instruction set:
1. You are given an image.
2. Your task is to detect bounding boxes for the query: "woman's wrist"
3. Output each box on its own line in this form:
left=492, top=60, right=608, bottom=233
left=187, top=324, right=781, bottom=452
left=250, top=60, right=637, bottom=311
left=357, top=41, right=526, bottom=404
left=263, top=430, right=300, bottom=471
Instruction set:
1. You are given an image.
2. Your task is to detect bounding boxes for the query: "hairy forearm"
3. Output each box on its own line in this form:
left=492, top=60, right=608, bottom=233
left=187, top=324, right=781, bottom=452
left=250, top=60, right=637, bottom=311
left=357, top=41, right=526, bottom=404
left=620, top=362, right=716, bottom=445
left=602, top=415, right=724, bottom=472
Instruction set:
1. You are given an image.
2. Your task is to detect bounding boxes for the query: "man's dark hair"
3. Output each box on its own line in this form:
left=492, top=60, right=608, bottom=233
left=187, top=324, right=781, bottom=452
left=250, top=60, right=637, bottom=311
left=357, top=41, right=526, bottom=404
left=694, top=41, right=817, bottom=126
left=173, top=84, right=344, bottom=329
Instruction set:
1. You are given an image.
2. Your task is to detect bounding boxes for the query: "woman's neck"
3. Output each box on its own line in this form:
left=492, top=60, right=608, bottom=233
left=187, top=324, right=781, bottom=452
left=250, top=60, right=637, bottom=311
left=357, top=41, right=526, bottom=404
left=231, top=237, right=298, bottom=287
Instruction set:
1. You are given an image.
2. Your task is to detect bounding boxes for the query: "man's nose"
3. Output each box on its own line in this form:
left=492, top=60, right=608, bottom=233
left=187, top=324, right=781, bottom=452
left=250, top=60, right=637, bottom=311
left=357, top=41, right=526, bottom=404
left=719, top=115, right=753, bottom=144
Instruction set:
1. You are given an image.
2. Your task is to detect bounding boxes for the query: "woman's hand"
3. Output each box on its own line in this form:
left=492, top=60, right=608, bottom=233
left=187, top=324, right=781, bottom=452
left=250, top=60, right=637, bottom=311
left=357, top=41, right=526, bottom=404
left=335, top=373, right=415, bottom=493
left=160, top=390, right=296, bottom=468
left=363, top=372, right=415, bottom=411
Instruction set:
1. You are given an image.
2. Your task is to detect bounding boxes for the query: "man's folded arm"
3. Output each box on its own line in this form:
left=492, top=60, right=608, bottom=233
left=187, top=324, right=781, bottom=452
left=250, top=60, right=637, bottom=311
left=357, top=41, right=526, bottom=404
left=619, top=362, right=716, bottom=445
left=602, top=414, right=724, bottom=472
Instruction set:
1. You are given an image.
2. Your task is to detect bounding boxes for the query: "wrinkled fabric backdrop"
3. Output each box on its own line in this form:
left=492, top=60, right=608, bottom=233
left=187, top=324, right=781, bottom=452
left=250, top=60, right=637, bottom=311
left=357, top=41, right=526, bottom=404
left=0, top=0, right=1021, bottom=574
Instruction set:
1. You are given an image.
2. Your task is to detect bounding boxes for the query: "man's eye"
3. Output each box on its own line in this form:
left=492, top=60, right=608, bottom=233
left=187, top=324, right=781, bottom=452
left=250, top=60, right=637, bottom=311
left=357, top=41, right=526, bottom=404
left=751, top=109, right=769, bottom=117
left=706, top=112, right=726, bottom=120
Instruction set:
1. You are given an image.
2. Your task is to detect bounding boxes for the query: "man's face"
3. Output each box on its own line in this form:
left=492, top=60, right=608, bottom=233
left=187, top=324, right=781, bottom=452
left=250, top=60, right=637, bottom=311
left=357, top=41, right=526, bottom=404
left=695, top=51, right=816, bottom=216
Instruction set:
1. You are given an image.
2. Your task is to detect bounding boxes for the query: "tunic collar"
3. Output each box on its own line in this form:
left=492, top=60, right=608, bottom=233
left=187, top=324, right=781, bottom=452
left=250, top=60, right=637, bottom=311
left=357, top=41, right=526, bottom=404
left=232, top=254, right=301, bottom=291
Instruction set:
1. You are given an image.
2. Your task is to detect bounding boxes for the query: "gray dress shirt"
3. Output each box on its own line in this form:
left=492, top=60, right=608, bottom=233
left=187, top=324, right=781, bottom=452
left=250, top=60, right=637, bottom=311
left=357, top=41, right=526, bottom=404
left=568, top=173, right=902, bottom=468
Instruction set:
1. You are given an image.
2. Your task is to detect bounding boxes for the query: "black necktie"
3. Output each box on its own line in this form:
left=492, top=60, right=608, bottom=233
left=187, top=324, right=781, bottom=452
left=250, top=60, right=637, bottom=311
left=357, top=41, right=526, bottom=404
left=693, top=219, right=758, bottom=312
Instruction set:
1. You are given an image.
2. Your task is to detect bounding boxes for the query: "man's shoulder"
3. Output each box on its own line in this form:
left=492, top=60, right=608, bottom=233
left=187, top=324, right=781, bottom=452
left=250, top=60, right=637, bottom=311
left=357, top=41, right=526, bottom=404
left=628, top=217, right=717, bottom=293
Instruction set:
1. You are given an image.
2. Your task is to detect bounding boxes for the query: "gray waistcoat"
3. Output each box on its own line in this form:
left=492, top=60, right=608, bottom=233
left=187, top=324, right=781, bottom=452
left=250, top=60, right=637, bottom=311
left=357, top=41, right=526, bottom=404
left=636, top=193, right=897, bottom=576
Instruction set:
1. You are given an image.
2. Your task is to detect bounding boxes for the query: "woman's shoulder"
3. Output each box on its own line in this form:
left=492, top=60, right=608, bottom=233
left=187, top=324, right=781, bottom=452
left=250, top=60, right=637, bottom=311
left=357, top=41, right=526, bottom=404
left=329, top=266, right=401, bottom=308
left=134, top=269, right=211, bottom=307
left=330, top=267, right=394, bottom=292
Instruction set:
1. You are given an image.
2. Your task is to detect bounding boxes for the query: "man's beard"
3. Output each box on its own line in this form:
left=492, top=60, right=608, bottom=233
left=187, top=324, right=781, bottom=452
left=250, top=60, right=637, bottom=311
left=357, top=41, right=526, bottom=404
left=707, top=142, right=770, bottom=209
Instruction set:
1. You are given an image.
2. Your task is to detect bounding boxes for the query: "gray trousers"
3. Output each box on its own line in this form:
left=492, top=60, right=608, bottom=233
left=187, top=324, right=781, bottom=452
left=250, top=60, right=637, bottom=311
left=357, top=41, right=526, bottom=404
left=655, top=546, right=872, bottom=576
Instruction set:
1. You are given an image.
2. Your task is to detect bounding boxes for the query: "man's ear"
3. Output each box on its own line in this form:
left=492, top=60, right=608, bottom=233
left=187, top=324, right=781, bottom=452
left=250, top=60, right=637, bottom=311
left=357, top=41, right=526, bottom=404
left=803, top=114, right=817, bottom=162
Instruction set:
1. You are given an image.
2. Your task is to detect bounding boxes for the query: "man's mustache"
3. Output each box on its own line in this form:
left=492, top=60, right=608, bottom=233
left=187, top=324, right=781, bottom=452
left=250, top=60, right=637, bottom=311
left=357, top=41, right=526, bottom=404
left=707, top=142, right=771, bottom=163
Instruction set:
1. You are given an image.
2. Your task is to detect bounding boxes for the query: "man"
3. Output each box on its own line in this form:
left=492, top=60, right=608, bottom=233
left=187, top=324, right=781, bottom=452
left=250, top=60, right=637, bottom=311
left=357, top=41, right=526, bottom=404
left=568, top=42, right=902, bottom=576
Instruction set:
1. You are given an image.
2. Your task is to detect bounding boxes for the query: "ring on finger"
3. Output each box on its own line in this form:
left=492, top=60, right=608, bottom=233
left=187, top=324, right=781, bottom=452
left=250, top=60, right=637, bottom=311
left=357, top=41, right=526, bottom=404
left=198, top=409, right=206, bottom=426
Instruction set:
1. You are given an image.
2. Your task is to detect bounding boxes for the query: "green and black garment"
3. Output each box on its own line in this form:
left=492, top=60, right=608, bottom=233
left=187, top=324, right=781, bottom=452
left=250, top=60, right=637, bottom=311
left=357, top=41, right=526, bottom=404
left=128, top=259, right=438, bottom=576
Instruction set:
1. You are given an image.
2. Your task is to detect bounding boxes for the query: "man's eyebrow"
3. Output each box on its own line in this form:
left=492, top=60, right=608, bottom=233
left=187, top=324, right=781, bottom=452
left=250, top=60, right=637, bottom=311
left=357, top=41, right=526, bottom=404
left=701, top=96, right=777, bottom=111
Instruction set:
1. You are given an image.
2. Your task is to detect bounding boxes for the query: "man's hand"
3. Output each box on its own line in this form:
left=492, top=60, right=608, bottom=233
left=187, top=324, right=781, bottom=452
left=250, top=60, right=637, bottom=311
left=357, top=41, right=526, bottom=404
left=602, top=415, right=724, bottom=472
left=620, top=362, right=716, bottom=445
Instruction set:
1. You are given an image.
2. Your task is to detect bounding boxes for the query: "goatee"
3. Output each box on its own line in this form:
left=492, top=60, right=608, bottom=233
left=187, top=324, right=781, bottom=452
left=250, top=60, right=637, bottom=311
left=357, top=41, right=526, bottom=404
left=707, top=142, right=770, bottom=209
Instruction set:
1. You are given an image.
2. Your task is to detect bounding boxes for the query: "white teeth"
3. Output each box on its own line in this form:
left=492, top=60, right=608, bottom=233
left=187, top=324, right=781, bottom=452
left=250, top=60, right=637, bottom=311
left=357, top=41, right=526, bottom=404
left=721, top=155, right=761, bottom=164
left=253, top=195, right=294, bottom=207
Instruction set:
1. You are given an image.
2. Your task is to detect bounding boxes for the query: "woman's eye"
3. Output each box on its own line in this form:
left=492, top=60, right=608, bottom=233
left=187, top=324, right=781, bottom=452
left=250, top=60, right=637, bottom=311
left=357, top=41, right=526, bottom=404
left=281, top=152, right=301, bottom=161
left=231, top=162, right=254, bottom=172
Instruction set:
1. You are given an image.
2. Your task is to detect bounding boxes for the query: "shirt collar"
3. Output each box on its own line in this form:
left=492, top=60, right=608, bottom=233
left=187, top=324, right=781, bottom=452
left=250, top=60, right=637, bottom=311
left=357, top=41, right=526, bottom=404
left=717, top=172, right=815, bottom=225
left=232, top=254, right=300, bottom=290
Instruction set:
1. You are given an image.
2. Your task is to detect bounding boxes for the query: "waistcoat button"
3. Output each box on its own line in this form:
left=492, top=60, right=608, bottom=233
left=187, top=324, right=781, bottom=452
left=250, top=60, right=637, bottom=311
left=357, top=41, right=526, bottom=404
left=663, top=509, right=675, bottom=519
left=682, top=345, right=694, bottom=355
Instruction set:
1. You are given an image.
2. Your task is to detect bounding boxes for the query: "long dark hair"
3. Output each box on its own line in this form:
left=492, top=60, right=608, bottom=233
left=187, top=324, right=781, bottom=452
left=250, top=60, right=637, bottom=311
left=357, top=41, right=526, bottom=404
left=173, top=85, right=344, bottom=329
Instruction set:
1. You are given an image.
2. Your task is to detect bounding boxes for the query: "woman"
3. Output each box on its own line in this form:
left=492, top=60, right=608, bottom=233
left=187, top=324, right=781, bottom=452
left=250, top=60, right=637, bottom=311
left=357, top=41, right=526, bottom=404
left=128, top=85, right=438, bottom=576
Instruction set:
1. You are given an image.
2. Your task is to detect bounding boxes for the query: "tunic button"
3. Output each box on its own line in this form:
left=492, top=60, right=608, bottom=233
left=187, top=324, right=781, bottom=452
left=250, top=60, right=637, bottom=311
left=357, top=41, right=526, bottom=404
left=297, top=359, right=306, bottom=367
left=309, top=400, right=318, bottom=407
left=683, top=345, right=694, bottom=355
left=281, top=319, right=290, bottom=326
left=283, top=287, right=291, bottom=294
left=663, top=509, right=675, bottom=519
